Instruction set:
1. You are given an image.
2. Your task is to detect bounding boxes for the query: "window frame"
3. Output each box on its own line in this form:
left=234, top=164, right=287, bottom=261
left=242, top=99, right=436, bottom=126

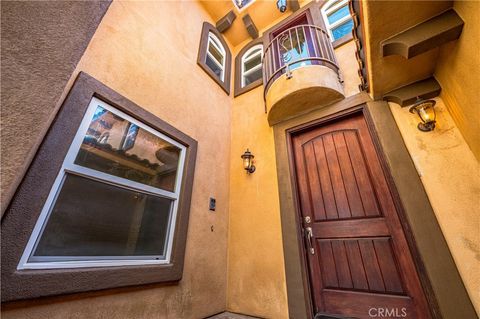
left=1, top=72, right=198, bottom=302
left=321, top=0, right=354, bottom=48
left=234, top=37, right=264, bottom=97
left=206, top=33, right=226, bottom=81
left=241, top=45, right=263, bottom=88
left=197, top=22, right=231, bottom=95
left=17, top=97, right=187, bottom=270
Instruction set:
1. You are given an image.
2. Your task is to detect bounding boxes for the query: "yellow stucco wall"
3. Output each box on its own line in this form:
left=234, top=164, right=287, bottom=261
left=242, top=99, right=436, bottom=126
left=2, top=1, right=232, bottom=318
left=389, top=98, right=480, bottom=315
left=226, top=38, right=360, bottom=317
left=227, top=83, right=289, bottom=318
left=435, top=0, right=480, bottom=161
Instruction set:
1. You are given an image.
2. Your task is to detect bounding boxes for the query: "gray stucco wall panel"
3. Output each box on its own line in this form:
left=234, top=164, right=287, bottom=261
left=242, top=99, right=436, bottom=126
left=1, top=0, right=111, bottom=215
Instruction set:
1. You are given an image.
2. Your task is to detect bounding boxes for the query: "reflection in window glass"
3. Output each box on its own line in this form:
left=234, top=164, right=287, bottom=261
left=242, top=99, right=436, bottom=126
left=74, top=106, right=180, bottom=192
left=244, top=68, right=262, bottom=86
left=206, top=55, right=223, bottom=79
left=241, top=45, right=263, bottom=87
left=232, top=0, right=255, bottom=10
left=322, top=0, right=353, bottom=42
left=331, top=19, right=354, bottom=41
left=31, top=174, right=172, bottom=261
left=208, top=42, right=224, bottom=66
left=278, top=27, right=312, bottom=70
left=244, top=54, right=261, bottom=73
left=206, top=33, right=226, bottom=81
left=327, top=5, right=349, bottom=24
left=18, top=97, right=187, bottom=270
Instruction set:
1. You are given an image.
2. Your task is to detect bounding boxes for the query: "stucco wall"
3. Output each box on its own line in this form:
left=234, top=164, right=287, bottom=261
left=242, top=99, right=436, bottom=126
left=0, top=0, right=111, bottom=215
left=2, top=1, right=231, bottom=318
left=435, top=0, right=480, bottom=161
left=389, top=98, right=480, bottom=315
left=226, top=38, right=360, bottom=317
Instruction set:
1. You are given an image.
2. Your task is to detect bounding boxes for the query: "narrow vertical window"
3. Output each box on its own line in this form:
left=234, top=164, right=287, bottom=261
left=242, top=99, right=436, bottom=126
left=321, top=0, right=354, bottom=42
left=206, top=33, right=226, bottom=81
left=241, top=45, right=263, bottom=88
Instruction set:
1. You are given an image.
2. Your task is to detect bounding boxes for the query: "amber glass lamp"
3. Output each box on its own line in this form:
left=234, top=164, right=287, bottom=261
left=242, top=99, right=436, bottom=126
left=409, top=98, right=436, bottom=132
left=241, top=149, right=256, bottom=174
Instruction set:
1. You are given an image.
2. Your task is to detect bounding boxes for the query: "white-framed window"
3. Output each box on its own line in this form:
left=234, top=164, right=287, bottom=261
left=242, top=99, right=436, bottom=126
left=206, top=32, right=226, bottom=81
left=321, top=0, right=354, bottom=42
left=232, top=0, right=255, bottom=11
left=17, top=97, right=186, bottom=270
left=241, top=44, right=263, bottom=87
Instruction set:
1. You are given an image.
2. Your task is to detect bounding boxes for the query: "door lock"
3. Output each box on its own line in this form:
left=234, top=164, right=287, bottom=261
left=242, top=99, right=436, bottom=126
left=305, top=227, right=315, bottom=255
left=304, top=216, right=311, bottom=224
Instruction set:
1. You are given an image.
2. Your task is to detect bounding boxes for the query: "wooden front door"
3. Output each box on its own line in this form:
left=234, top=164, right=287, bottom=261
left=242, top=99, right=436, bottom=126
left=291, top=112, right=431, bottom=318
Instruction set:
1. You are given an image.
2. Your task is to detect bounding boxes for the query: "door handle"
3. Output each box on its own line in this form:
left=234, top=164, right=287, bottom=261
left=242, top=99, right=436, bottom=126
left=305, top=227, right=315, bottom=255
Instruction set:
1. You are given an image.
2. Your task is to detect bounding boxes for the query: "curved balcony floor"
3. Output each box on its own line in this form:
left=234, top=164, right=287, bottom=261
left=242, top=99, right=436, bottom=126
left=266, top=65, right=345, bottom=126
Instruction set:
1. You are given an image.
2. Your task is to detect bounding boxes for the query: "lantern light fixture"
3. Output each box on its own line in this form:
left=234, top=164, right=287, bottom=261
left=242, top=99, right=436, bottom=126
left=409, top=97, right=437, bottom=132
left=277, top=0, right=287, bottom=13
left=241, top=149, right=256, bottom=174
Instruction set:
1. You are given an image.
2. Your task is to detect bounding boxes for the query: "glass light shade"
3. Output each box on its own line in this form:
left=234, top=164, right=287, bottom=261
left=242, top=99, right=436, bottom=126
left=240, top=149, right=255, bottom=173
left=417, top=104, right=436, bottom=123
left=409, top=99, right=436, bottom=132
left=243, top=157, right=251, bottom=170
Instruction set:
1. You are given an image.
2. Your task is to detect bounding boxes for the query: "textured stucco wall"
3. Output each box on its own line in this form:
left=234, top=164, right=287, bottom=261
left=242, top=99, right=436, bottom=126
left=2, top=1, right=231, bottom=318
left=0, top=0, right=111, bottom=214
left=389, top=98, right=480, bottom=315
left=226, top=38, right=360, bottom=318
left=435, top=0, right=480, bottom=161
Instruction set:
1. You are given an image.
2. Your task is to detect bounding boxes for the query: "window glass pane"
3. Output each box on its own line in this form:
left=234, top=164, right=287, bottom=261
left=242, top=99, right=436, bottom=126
left=243, top=67, right=262, bottom=86
left=327, top=5, right=350, bottom=24
left=30, top=174, right=172, bottom=260
left=244, top=53, right=261, bottom=73
left=206, top=55, right=223, bottom=79
left=277, top=27, right=313, bottom=70
left=331, top=18, right=353, bottom=40
left=208, top=40, right=224, bottom=65
left=244, top=47, right=262, bottom=60
left=325, top=0, right=342, bottom=11
left=232, top=0, right=255, bottom=10
left=74, top=106, right=180, bottom=192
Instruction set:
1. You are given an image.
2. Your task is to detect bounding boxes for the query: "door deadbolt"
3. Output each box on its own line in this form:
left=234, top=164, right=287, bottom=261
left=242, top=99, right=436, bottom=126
left=304, top=216, right=311, bottom=223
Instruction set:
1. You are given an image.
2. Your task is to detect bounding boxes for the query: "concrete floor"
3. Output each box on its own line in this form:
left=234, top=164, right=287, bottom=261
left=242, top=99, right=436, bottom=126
left=205, top=312, right=262, bottom=319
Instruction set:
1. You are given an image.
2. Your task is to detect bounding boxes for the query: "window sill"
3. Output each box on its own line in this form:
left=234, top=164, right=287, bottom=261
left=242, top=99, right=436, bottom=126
left=234, top=79, right=263, bottom=97
left=332, top=32, right=353, bottom=49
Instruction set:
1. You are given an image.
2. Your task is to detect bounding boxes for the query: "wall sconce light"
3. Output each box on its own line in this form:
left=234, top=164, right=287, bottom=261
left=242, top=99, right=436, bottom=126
left=277, top=0, right=287, bottom=13
left=241, top=149, right=256, bottom=174
left=409, top=97, right=436, bottom=132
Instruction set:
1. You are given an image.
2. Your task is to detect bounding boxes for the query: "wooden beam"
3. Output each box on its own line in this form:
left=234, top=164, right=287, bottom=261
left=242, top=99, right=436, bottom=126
left=382, top=9, right=464, bottom=59
left=288, top=0, right=300, bottom=12
left=383, top=77, right=441, bottom=107
left=242, top=14, right=258, bottom=39
left=216, top=10, right=236, bottom=33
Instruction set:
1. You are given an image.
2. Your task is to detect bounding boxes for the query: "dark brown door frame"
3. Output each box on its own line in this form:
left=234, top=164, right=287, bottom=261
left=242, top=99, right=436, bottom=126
left=286, top=104, right=435, bottom=318
left=272, top=94, right=476, bottom=319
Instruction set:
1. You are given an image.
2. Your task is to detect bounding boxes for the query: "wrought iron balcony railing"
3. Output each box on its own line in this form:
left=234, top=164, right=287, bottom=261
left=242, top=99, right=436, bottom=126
left=263, top=24, right=340, bottom=98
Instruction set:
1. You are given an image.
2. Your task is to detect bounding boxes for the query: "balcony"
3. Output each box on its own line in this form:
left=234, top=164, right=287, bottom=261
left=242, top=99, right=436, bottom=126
left=263, top=25, right=345, bottom=125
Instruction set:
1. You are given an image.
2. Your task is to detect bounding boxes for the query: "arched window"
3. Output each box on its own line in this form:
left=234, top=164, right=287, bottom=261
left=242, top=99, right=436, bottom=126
left=206, top=32, right=226, bottom=81
left=234, top=38, right=264, bottom=96
left=241, top=44, right=263, bottom=87
left=197, top=22, right=231, bottom=94
left=321, top=0, right=354, bottom=42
